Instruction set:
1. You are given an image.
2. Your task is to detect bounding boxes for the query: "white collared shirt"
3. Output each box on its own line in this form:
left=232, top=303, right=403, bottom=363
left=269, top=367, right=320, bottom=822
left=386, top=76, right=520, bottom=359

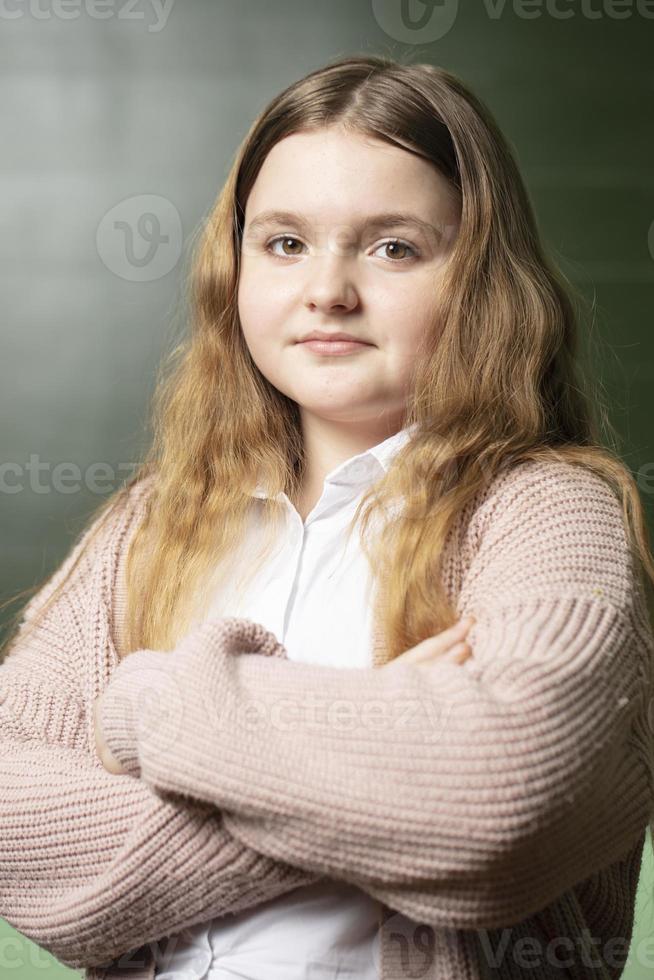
left=154, top=422, right=418, bottom=980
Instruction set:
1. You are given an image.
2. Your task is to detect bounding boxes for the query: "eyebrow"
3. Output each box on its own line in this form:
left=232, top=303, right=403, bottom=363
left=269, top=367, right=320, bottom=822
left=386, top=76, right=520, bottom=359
left=244, top=209, right=443, bottom=238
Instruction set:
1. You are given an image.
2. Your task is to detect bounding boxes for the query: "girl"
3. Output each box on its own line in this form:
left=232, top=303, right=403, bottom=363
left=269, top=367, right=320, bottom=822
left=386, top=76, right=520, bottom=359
left=1, top=54, right=653, bottom=980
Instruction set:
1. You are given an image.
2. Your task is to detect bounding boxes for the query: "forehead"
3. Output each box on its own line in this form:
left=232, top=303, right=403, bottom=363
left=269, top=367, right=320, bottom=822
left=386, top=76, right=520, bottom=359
left=244, top=128, right=459, bottom=226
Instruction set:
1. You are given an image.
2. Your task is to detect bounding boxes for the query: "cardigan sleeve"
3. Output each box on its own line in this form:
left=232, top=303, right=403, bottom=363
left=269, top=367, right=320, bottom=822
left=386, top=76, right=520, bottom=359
left=98, top=460, right=654, bottom=932
left=0, top=490, right=320, bottom=971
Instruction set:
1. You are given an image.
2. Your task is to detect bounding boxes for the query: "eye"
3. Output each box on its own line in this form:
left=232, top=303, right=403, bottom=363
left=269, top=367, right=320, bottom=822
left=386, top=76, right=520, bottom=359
left=264, top=234, right=419, bottom=262
left=372, top=238, right=419, bottom=262
left=266, top=235, right=306, bottom=258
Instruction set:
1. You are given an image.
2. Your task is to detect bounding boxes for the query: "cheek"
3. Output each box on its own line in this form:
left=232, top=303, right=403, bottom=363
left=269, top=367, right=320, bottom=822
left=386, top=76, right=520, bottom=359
left=237, top=272, right=274, bottom=352
left=375, top=283, right=436, bottom=348
left=239, top=318, right=275, bottom=370
left=237, top=282, right=284, bottom=381
left=237, top=264, right=260, bottom=324
left=238, top=261, right=293, bottom=335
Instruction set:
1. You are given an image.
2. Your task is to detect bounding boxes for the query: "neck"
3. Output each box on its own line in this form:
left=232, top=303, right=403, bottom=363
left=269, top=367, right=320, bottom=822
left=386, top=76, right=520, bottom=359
left=288, top=412, right=407, bottom=519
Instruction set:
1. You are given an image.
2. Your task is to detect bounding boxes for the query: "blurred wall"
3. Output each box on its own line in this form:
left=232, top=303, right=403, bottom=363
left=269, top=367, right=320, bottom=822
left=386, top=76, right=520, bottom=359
left=1, top=1, right=652, bottom=977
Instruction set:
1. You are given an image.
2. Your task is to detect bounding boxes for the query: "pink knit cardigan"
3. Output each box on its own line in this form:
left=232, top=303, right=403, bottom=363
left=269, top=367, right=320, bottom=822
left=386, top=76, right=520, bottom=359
left=1, top=459, right=653, bottom=980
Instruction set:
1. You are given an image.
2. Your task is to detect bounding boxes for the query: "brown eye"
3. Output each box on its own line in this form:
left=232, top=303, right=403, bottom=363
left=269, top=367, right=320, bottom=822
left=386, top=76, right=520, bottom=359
left=373, top=239, right=418, bottom=262
left=268, top=236, right=305, bottom=257
left=387, top=242, right=408, bottom=259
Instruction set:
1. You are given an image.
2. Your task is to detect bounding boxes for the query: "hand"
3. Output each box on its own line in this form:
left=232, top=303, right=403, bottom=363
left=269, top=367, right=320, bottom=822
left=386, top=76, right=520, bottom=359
left=93, top=693, right=130, bottom=775
left=382, top=616, right=475, bottom=672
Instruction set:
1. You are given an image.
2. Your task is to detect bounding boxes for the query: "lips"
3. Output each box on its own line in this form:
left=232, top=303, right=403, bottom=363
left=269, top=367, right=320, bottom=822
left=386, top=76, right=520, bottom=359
left=298, top=338, right=373, bottom=355
left=299, top=339, right=370, bottom=345
left=298, top=332, right=372, bottom=345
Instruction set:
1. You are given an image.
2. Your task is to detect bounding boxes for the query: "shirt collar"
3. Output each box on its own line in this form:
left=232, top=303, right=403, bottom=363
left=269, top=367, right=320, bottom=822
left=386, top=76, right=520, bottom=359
left=249, top=421, right=419, bottom=499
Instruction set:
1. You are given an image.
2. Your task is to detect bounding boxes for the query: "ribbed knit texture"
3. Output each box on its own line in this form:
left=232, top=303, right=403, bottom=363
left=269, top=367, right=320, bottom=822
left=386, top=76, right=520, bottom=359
left=2, top=459, right=653, bottom=979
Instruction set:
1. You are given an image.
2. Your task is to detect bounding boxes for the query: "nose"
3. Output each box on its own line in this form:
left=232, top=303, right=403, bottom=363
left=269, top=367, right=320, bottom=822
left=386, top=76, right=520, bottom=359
left=302, top=253, right=359, bottom=315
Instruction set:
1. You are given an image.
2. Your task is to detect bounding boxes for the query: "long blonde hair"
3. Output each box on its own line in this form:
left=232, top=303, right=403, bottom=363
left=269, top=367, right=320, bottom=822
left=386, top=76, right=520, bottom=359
left=3, top=53, right=653, bottom=676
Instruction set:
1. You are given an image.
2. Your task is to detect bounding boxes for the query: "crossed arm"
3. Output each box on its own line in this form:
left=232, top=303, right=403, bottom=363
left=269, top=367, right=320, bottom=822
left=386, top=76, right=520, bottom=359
left=0, top=500, right=320, bottom=971
left=5, top=462, right=652, bottom=972
left=97, top=463, right=654, bottom=931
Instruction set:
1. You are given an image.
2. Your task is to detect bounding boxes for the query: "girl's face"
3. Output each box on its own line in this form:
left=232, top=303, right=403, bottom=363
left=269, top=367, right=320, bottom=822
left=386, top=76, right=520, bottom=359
left=237, top=126, right=461, bottom=432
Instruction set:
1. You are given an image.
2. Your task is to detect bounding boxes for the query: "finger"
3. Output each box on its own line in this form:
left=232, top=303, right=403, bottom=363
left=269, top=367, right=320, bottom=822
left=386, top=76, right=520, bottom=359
left=448, top=641, right=472, bottom=665
left=425, top=618, right=475, bottom=653
left=397, top=636, right=455, bottom=665
left=395, top=635, right=445, bottom=663
left=412, top=640, right=471, bottom=668
left=401, top=621, right=473, bottom=661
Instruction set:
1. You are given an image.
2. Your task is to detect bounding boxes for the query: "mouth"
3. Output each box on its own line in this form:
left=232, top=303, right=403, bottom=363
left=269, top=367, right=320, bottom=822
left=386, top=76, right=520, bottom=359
left=297, top=338, right=374, bottom=356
